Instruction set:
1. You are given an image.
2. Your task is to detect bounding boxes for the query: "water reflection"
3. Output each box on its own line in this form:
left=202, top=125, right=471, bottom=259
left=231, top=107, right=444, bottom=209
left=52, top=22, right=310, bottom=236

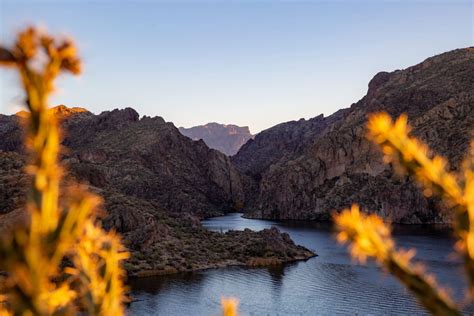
left=128, top=213, right=473, bottom=315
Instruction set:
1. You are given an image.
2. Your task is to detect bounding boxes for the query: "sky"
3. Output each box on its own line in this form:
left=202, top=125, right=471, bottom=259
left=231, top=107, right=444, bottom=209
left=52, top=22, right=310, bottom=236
left=0, top=1, right=472, bottom=133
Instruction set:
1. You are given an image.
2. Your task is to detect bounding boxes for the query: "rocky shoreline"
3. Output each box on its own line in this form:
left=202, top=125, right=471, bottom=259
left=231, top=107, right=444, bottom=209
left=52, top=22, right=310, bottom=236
left=128, top=254, right=316, bottom=278
left=0, top=219, right=315, bottom=281
left=124, top=226, right=316, bottom=278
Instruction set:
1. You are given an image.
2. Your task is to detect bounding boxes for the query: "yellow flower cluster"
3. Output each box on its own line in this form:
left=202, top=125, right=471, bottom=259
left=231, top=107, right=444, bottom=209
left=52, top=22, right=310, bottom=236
left=335, top=112, right=474, bottom=315
left=0, top=27, right=128, bottom=315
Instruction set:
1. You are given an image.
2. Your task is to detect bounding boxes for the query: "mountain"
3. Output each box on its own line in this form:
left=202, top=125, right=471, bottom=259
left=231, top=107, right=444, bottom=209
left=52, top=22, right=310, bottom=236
left=0, top=106, right=314, bottom=276
left=1, top=106, right=245, bottom=218
left=233, top=47, right=474, bottom=224
left=1, top=47, right=472, bottom=276
left=179, top=123, right=253, bottom=156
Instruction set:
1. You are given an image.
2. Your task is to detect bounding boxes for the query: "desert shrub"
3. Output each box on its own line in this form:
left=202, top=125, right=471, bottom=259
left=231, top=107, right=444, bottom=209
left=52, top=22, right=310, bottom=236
left=334, top=113, right=474, bottom=315
left=134, top=252, right=147, bottom=261
left=0, top=27, right=128, bottom=315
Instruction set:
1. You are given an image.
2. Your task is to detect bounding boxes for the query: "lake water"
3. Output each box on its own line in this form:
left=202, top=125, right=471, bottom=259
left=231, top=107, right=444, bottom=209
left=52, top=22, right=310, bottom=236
left=128, top=213, right=474, bottom=315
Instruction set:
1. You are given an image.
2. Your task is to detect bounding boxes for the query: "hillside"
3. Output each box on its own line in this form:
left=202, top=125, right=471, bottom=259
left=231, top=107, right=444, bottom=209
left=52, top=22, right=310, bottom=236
left=0, top=106, right=314, bottom=276
left=233, top=47, right=474, bottom=223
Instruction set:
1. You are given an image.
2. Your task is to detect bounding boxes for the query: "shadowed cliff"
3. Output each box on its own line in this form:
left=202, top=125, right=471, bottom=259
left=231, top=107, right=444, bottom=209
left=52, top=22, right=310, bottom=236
left=233, top=47, right=474, bottom=223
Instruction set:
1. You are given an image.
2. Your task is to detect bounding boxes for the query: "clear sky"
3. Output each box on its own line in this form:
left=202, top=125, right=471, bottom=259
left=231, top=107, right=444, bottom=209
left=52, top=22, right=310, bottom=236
left=0, top=1, right=472, bottom=133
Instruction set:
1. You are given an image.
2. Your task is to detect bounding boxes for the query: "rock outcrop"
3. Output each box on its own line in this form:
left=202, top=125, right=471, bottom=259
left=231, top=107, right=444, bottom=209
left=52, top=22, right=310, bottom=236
left=1, top=107, right=245, bottom=218
left=179, top=123, right=253, bottom=156
left=0, top=106, right=314, bottom=275
left=126, top=223, right=315, bottom=277
left=233, top=47, right=474, bottom=224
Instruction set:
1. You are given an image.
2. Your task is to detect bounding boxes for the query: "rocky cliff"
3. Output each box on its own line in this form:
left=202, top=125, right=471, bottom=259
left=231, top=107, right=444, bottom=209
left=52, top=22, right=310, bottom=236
left=1, top=107, right=245, bottom=218
left=233, top=47, right=474, bottom=224
left=179, top=123, right=253, bottom=156
left=0, top=106, right=314, bottom=275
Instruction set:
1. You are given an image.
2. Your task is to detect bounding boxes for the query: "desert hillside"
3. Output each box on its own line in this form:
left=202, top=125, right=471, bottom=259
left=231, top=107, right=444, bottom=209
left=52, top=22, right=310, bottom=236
left=233, top=47, right=474, bottom=223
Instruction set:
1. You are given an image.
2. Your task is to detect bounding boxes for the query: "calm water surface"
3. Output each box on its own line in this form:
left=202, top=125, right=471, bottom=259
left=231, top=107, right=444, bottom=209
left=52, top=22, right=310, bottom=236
left=128, top=213, right=473, bottom=315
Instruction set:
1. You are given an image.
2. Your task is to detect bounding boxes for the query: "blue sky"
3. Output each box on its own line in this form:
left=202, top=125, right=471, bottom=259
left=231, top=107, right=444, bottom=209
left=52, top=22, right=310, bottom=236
left=0, top=1, right=472, bottom=133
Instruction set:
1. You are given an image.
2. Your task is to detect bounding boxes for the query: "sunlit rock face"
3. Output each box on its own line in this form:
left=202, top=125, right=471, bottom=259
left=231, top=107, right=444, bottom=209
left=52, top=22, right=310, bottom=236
left=233, top=47, right=474, bottom=224
left=0, top=106, right=245, bottom=219
left=179, top=123, right=253, bottom=156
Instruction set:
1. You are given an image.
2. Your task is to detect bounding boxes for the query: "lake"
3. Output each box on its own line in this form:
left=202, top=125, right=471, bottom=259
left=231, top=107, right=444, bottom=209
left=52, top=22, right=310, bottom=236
left=128, top=213, right=473, bottom=315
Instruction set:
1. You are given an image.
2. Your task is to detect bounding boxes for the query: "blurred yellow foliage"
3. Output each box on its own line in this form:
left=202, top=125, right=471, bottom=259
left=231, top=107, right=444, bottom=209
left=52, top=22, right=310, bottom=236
left=335, top=112, right=474, bottom=315
left=0, top=27, right=128, bottom=315
left=221, top=297, right=239, bottom=316
left=335, top=205, right=458, bottom=315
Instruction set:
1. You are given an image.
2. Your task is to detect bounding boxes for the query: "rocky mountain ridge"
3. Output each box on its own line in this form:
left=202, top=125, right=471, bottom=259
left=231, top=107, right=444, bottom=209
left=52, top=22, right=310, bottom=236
left=0, top=106, right=314, bottom=276
left=2, top=106, right=245, bottom=217
left=233, top=47, right=474, bottom=223
left=179, top=123, right=253, bottom=156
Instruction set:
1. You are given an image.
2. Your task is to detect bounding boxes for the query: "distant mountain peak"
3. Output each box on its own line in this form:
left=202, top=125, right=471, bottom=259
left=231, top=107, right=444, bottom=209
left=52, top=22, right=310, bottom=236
left=179, top=123, right=253, bottom=156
